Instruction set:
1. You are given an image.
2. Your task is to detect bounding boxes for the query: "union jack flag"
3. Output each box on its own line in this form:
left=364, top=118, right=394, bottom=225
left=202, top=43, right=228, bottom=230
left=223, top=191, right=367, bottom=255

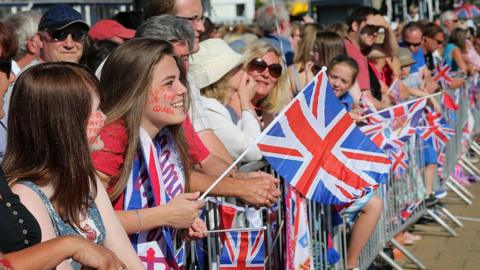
left=360, top=121, right=416, bottom=150
left=389, top=148, right=409, bottom=175
left=433, top=62, right=454, bottom=87
left=285, top=184, right=313, bottom=270
left=366, top=97, right=426, bottom=125
left=257, top=70, right=391, bottom=205
left=360, top=98, right=426, bottom=150
left=388, top=80, right=401, bottom=104
left=417, top=109, right=455, bottom=152
left=359, top=92, right=378, bottom=122
left=442, top=91, right=459, bottom=111
left=401, top=201, right=421, bottom=222
left=455, top=3, right=480, bottom=19
left=219, top=230, right=265, bottom=269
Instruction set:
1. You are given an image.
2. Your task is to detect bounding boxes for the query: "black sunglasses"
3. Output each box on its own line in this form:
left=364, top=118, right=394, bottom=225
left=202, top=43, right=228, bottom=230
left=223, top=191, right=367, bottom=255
left=0, top=58, right=12, bottom=79
left=404, top=40, right=422, bottom=47
left=48, top=29, right=87, bottom=42
left=247, top=58, right=282, bottom=78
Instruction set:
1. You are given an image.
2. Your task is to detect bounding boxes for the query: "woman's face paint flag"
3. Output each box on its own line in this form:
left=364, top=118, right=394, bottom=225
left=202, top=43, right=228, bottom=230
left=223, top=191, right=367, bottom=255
left=257, top=70, right=391, bottom=205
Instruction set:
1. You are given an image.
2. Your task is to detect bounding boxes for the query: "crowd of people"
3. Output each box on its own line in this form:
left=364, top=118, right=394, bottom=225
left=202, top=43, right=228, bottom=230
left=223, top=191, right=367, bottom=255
left=0, top=0, right=478, bottom=269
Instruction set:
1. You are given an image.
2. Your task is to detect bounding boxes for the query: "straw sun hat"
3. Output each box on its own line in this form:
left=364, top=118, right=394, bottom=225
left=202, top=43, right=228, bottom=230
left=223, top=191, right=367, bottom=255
left=189, top=38, right=243, bottom=89
left=397, top=47, right=416, bottom=67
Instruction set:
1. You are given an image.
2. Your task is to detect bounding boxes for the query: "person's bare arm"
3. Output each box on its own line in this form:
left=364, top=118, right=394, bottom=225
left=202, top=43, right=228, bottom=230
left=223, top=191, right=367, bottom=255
left=188, top=170, right=281, bottom=207
left=368, top=15, right=398, bottom=57
left=195, top=153, right=233, bottom=176
left=4, top=236, right=125, bottom=270
left=114, top=192, right=204, bottom=234
left=452, top=47, right=469, bottom=74
left=197, top=129, right=234, bottom=164
left=94, top=179, right=146, bottom=270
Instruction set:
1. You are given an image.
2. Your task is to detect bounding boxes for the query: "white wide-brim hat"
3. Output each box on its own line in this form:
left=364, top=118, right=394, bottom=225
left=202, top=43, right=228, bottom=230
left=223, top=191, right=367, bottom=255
left=189, top=38, right=243, bottom=89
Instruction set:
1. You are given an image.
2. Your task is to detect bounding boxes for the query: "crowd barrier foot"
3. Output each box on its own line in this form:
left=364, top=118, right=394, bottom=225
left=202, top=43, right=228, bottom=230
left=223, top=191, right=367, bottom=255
left=439, top=207, right=464, bottom=227
left=459, top=158, right=480, bottom=178
left=445, top=180, right=473, bottom=205
left=426, top=209, right=458, bottom=237
left=471, top=142, right=480, bottom=155
left=378, top=250, right=404, bottom=270
left=448, top=176, right=475, bottom=199
left=390, top=239, right=427, bottom=269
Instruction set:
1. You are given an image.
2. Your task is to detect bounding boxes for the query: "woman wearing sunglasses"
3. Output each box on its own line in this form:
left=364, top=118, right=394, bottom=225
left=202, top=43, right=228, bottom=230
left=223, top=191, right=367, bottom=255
left=228, top=40, right=288, bottom=129
left=191, top=38, right=263, bottom=162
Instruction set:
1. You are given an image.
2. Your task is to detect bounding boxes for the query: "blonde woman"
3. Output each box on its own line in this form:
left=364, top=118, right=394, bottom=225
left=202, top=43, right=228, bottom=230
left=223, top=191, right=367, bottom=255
left=190, top=38, right=262, bottom=162
left=228, top=40, right=288, bottom=128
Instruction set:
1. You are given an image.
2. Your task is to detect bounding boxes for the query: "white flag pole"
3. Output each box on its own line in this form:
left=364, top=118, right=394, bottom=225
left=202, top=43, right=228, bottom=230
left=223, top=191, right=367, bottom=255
left=359, top=91, right=443, bottom=121
left=198, top=68, right=328, bottom=200
left=201, top=226, right=267, bottom=234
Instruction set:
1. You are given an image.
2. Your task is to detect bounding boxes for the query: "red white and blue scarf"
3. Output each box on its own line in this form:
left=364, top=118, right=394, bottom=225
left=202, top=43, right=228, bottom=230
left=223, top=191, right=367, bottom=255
left=122, top=128, right=185, bottom=270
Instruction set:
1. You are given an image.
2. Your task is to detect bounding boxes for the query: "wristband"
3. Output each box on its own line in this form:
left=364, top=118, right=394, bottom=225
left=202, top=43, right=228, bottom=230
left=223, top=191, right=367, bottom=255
left=134, top=210, right=142, bottom=234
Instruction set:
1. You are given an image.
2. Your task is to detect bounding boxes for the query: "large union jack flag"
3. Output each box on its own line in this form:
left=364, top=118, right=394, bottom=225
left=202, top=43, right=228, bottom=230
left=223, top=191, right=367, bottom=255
left=219, top=230, right=265, bottom=269
left=257, top=71, right=391, bottom=205
left=416, top=109, right=455, bottom=152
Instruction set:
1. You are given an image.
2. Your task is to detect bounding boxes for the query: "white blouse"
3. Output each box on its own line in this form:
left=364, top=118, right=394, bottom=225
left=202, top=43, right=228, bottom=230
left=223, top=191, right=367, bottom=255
left=201, top=96, right=263, bottom=162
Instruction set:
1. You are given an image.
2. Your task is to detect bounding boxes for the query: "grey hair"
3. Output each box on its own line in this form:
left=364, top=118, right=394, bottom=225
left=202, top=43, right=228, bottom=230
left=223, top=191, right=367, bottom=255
left=135, top=15, right=194, bottom=51
left=254, top=1, right=289, bottom=34
left=440, top=11, right=457, bottom=25
left=5, top=10, right=41, bottom=60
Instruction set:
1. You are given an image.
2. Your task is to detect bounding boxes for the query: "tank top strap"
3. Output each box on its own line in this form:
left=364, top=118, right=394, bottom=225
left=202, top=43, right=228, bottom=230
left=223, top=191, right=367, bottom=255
left=17, top=181, right=61, bottom=221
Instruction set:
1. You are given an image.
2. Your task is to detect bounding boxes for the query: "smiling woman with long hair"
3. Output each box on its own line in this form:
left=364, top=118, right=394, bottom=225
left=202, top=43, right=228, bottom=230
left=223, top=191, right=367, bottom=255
left=227, top=40, right=288, bottom=128
left=2, top=62, right=144, bottom=270
left=95, top=38, right=206, bottom=269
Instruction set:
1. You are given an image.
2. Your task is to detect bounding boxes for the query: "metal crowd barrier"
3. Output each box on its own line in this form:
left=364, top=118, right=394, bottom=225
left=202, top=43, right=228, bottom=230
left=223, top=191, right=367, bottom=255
left=185, top=76, right=480, bottom=270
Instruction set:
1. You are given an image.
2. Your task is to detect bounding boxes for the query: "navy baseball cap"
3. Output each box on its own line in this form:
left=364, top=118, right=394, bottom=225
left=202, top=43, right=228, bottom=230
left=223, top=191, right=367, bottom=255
left=38, top=4, right=89, bottom=31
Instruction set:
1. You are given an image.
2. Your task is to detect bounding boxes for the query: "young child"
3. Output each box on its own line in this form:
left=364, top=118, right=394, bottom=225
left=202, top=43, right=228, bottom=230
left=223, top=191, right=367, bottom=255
left=327, top=55, right=384, bottom=270
left=327, top=54, right=362, bottom=120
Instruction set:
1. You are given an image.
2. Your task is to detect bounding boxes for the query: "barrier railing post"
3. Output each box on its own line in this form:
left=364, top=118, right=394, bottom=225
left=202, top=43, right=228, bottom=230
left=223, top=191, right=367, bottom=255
left=459, top=158, right=480, bottom=177
left=448, top=176, right=475, bottom=199
left=426, top=209, right=458, bottom=237
left=390, top=238, right=427, bottom=269
left=439, top=207, right=464, bottom=227
left=445, top=181, right=473, bottom=205
left=378, top=251, right=403, bottom=270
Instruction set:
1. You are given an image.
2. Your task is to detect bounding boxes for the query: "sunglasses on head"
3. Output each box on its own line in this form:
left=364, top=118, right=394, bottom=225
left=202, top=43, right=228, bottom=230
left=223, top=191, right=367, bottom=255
left=247, top=58, right=282, bottom=78
left=0, top=58, right=12, bottom=79
left=404, top=40, right=422, bottom=47
left=47, top=29, right=87, bottom=42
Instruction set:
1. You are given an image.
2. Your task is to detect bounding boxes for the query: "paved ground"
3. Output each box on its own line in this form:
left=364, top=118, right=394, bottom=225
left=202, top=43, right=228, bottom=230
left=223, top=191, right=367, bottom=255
left=397, top=176, right=480, bottom=269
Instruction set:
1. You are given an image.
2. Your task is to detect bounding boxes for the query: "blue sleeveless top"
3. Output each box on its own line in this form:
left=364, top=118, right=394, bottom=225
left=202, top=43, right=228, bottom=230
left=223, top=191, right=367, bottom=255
left=20, top=181, right=106, bottom=269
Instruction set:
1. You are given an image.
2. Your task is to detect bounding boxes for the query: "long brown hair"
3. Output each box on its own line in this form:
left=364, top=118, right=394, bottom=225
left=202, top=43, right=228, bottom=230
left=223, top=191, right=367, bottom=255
left=293, top=23, right=323, bottom=68
left=2, top=62, right=98, bottom=228
left=100, top=38, right=190, bottom=201
left=310, top=31, right=346, bottom=69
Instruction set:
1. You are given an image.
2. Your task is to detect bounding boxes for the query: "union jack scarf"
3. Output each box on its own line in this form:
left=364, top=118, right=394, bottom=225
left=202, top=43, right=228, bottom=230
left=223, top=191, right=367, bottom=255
left=121, top=128, right=186, bottom=270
